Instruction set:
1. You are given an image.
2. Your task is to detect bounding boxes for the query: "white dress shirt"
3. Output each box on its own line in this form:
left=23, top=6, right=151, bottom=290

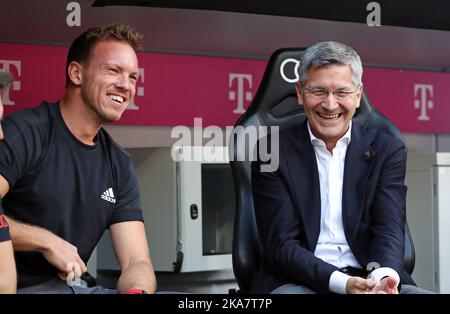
left=307, top=121, right=398, bottom=293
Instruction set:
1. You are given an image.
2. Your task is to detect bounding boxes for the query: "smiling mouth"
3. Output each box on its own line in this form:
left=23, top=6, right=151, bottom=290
left=107, top=94, right=125, bottom=104
left=316, top=112, right=343, bottom=120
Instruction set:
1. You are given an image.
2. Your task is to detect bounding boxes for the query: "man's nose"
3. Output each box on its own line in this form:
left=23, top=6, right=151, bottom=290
left=322, top=92, right=339, bottom=109
left=115, top=74, right=132, bottom=91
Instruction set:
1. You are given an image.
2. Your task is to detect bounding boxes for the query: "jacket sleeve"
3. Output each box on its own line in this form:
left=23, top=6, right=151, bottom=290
left=368, top=138, right=407, bottom=276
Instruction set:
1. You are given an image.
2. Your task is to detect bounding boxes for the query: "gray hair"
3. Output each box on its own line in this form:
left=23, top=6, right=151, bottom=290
left=298, top=41, right=363, bottom=87
left=0, top=71, right=13, bottom=92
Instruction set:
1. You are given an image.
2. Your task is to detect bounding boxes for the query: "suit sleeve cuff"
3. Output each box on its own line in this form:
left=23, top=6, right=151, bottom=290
left=329, top=270, right=351, bottom=294
left=367, top=267, right=400, bottom=287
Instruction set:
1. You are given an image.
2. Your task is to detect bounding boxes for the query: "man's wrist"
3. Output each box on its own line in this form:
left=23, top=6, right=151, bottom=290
left=329, top=270, right=351, bottom=294
left=367, top=267, right=400, bottom=286
left=126, top=289, right=148, bottom=294
left=37, top=228, right=58, bottom=253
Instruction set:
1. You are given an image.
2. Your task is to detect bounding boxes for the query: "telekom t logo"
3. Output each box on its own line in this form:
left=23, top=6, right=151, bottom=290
left=414, top=84, right=433, bottom=121
left=0, top=60, right=21, bottom=106
left=128, top=67, right=145, bottom=110
left=229, top=73, right=253, bottom=114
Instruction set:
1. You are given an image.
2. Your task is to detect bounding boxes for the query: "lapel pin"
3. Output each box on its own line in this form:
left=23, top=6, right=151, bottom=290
left=364, top=149, right=376, bottom=161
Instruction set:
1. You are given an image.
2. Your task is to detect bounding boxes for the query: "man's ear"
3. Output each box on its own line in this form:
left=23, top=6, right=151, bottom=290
left=295, top=82, right=304, bottom=106
left=67, top=61, right=83, bottom=86
left=355, top=83, right=363, bottom=109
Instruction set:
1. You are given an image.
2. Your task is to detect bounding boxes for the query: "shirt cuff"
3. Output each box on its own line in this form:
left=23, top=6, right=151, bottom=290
left=329, top=270, right=351, bottom=294
left=367, top=267, right=400, bottom=287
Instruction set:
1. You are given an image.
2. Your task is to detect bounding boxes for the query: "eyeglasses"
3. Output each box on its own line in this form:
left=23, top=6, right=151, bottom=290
left=303, top=85, right=358, bottom=100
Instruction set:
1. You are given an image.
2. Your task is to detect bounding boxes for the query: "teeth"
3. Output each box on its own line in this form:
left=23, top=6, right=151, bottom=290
left=108, top=94, right=124, bottom=103
left=317, top=112, right=341, bottom=119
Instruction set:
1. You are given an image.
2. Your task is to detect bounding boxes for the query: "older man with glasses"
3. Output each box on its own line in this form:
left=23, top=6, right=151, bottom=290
left=250, top=41, right=432, bottom=294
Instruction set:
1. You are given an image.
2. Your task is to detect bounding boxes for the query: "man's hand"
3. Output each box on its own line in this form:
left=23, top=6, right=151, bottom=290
left=58, top=262, right=83, bottom=286
left=369, top=276, right=399, bottom=294
left=346, top=276, right=376, bottom=294
left=5, top=215, right=88, bottom=280
left=41, top=233, right=87, bottom=277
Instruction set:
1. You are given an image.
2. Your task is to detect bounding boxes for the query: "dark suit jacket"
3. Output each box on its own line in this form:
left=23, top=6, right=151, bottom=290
left=250, top=121, right=414, bottom=294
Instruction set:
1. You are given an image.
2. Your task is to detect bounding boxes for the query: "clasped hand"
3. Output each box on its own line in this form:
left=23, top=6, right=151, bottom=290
left=347, top=276, right=399, bottom=294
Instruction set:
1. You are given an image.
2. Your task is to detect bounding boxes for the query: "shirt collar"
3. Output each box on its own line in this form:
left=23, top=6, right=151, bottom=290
left=307, top=120, right=352, bottom=148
